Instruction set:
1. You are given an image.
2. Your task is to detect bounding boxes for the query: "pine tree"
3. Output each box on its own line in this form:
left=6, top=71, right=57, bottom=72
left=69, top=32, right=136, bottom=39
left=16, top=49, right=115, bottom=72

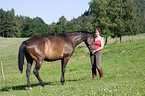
left=0, top=8, right=21, bottom=37
left=0, top=8, right=6, bottom=37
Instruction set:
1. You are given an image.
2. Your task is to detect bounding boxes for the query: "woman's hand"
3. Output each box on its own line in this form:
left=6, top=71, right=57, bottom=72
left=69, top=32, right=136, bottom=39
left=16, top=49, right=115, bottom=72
left=92, top=50, right=96, bottom=54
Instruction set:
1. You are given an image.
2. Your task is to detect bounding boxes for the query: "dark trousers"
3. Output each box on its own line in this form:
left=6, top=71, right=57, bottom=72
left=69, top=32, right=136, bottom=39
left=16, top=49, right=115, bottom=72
left=90, top=51, right=102, bottom=69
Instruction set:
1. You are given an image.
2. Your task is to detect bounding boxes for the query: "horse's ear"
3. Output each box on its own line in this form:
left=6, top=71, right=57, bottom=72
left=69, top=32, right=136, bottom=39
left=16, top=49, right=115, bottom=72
left=92, top=32, right=96, bottom=39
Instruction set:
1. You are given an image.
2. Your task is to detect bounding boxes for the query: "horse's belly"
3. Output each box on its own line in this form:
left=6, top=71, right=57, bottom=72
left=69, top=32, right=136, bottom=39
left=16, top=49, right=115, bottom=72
left=45, top=51, right=63, bottom=60
left=44, top=40, right=73, bottom=60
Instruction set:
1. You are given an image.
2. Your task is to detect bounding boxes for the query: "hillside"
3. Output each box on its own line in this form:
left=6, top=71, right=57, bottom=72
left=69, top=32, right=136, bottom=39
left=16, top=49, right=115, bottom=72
left=0, top=34, right=145, bottom=95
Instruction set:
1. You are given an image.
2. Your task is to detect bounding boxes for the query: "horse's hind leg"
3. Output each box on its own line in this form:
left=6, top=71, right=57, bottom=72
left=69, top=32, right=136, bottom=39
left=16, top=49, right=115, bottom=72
left=26, top=54, right=33, bottom=89
left=33, top=59, right=45, bottom=87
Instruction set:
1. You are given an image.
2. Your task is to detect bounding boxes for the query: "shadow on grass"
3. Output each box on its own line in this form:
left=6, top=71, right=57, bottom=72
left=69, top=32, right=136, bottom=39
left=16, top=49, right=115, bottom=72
left=66, top=78, right=85, bottom=82
left=1, top=78, right=84, bottom=91
left=1, top=82, right=52, bottom=91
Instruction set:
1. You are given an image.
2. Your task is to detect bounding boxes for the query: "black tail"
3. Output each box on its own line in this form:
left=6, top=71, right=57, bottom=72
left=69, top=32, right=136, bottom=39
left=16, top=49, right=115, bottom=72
left=18, top=41, right=26, bottom=73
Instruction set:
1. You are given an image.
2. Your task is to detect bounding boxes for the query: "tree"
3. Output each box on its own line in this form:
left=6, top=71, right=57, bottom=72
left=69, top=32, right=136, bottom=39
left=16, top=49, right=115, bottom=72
left=19, top=16, right=49, bottom=37
left=90, top=0, right=113, bottom=44
left=0, top=8, right=21, bottom=37
left=8, top=8, right=21, bottom=37
left=133, top=0, right=145, bottom=33
left=113, top=0, right=140, bottom=42
left=48, top=22, right=56, bottom=36
left=90, top=0, right=140, bottom=43
left=57, top=16, right=67, bottom=33
left=65, top=21, right=74, bottom=33
left=0, top=9, right=6, bottom=37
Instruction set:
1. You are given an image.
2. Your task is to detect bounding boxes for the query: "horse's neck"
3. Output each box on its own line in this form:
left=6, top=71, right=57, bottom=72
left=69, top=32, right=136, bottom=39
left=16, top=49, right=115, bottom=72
left=71, top=34, right=84, bottom=47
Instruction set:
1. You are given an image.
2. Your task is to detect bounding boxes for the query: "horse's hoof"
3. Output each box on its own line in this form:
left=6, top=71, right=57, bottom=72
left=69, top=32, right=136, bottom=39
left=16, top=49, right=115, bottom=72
left=28, top=87, right=32, bottom=90
left=42, top=85, right=45, bottom=87
left=60, top=80, right=65, bottom=85
left=61, top=82, right=65, bottom=85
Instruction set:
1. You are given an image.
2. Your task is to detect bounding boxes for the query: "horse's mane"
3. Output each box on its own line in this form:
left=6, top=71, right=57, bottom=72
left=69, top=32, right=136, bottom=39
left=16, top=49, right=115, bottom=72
left=57, top=31, right=93, bottom=36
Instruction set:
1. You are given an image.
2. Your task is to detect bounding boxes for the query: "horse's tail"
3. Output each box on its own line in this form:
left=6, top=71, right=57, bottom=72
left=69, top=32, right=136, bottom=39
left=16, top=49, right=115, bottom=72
left=18, top=41, right=27, bottom=73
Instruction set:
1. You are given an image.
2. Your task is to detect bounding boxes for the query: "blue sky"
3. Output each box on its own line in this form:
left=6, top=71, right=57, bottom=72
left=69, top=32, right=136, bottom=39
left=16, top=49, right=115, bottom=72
left=0, top=0, right=91, bottom=24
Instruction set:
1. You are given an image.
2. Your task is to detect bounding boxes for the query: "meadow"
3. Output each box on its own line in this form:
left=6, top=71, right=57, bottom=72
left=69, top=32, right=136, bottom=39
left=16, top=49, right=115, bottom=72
left=0, top=34, right=145, bottom=96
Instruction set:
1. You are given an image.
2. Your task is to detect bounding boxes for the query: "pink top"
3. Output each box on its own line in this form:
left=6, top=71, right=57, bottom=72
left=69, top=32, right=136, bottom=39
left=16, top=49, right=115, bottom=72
left=94, top=40, right=101, bottom=52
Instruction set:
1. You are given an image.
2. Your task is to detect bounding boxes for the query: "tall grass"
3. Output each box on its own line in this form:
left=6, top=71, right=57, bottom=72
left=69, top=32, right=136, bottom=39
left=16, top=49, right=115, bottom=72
left=0, top=34, right=145, bottom=96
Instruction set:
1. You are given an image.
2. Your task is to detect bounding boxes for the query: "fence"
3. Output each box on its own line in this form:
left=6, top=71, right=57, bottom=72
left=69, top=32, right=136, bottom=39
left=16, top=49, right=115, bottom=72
left=1, top=61, right=5, bottom=80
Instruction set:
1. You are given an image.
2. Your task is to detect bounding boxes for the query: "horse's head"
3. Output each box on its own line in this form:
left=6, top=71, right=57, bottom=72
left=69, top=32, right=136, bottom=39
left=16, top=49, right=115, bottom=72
left=82, top=31, right=95, bottom=53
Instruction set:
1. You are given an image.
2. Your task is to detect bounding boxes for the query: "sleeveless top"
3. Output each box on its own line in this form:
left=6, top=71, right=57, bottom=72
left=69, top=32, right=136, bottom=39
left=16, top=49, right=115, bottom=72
left=94, top=40, right=101, bottom=52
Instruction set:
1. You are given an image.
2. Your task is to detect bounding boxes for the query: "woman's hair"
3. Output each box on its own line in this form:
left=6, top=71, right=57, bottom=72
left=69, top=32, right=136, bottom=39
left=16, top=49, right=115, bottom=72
left=96, top=28, right=101, bottom=33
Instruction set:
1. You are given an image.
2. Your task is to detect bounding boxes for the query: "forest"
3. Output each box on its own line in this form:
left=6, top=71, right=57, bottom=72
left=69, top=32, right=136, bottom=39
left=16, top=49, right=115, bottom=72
left=0, top=0, right=145, bottom=43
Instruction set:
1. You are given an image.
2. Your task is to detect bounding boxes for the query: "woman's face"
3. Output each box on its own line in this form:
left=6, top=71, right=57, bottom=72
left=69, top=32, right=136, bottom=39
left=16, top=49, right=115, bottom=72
left=95, top=29, right=100, bottom=36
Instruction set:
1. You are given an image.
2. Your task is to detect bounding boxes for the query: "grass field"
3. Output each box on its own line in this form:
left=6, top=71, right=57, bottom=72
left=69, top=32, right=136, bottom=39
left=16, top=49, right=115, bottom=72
left=0, top=34, right=145, bottom=96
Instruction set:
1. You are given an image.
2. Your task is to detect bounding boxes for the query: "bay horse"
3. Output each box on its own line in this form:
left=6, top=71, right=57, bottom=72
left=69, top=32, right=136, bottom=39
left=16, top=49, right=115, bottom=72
left=18, top=31, right=94, bottom=89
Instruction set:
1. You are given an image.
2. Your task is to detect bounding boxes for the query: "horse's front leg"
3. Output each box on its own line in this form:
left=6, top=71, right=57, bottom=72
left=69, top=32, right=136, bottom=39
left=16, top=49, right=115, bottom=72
left=61, top=56, right=70, bottom=85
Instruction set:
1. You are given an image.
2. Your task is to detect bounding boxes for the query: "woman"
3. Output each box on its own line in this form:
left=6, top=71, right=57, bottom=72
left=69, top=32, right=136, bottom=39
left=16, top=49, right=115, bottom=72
left=91, top=28, right=104, bottom=79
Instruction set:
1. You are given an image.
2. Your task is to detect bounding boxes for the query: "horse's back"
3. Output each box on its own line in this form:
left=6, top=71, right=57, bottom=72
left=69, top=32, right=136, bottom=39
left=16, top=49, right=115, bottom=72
left=25, top=36, right=74, bottom=61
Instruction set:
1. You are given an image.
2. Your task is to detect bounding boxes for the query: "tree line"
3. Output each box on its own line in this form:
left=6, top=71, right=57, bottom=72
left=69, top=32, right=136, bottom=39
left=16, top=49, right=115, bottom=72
left=0, top=0, right=145, bottom=43
left=90, top=0, right=145, bottom=43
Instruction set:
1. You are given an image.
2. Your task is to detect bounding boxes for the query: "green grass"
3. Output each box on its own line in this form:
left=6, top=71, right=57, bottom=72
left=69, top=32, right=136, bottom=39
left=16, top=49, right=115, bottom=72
left=0, top=34, right=145, bottom=96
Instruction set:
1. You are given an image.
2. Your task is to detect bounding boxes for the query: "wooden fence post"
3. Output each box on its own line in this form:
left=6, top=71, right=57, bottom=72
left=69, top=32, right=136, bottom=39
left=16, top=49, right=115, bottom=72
left=1, top=61, right=5, bottom=80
